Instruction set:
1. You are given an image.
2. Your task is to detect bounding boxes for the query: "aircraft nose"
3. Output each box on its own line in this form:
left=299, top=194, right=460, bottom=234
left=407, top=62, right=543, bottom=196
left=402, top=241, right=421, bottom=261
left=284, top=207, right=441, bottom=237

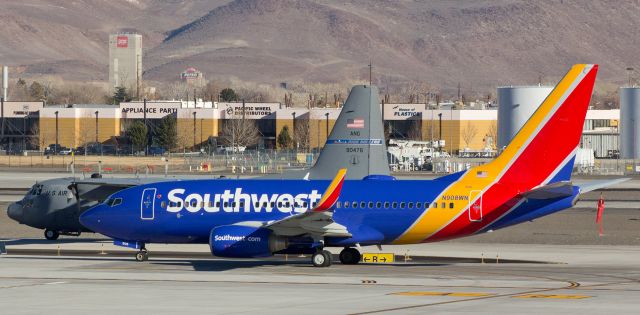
left=79, top=205, right=104, bottom=232
left=7, top=202, right=23, bottom=222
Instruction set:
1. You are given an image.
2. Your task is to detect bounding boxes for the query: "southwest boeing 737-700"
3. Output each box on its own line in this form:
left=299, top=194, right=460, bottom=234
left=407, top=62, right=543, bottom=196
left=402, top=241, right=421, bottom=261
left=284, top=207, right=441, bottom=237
left=80, top=64, right=624, bottom=267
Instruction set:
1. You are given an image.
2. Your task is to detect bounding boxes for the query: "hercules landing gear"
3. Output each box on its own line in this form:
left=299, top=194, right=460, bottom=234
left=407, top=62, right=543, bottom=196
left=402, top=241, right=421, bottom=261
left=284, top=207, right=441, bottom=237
left=311, top=250, right=332, bottom=267
left=44, top=229, right=60, bottom=240
left=135, top=244, right=149, bottom=262
left=339, top=247, right=361, bottom=265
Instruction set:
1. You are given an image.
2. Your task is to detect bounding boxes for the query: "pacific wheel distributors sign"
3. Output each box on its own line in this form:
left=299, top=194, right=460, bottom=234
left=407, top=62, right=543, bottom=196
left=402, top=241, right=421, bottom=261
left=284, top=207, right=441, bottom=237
left=221, top=103, right=278, bottom=119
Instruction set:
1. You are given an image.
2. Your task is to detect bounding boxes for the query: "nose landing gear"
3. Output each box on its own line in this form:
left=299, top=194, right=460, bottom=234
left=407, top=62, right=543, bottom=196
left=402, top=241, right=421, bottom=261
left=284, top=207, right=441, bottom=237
left=135, top=250, right=149, bottom=262
left=135, top=244, right=149, bottom=262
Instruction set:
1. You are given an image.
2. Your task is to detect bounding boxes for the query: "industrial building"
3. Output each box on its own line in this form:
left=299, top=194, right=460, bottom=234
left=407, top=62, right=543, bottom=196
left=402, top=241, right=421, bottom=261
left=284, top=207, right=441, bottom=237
left=23, top=99, right=620, bottom=157
left=108, top=33, right=142, bottom=95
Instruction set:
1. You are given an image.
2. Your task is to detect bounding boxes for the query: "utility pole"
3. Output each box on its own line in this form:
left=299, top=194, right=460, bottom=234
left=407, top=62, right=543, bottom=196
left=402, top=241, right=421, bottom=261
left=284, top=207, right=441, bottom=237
left=143, top=98, right=147, bottom=156
left=193, top=111, right=197, bottom=150
left=55, top=111, right=59, bottom=154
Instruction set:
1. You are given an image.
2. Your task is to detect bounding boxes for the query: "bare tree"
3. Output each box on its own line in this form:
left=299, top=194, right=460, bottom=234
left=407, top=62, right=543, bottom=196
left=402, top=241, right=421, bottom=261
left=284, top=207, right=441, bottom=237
left=487, top=121, right=498, bottom=150
left=28, top=122, right=50, bottom=151
left=219, top=118, right=261, bottom=149
left=294, top=118, right=310, bottom=152
left=176, top=113, right=194, bottom=154
left=462, top=121, right=478, bottom=149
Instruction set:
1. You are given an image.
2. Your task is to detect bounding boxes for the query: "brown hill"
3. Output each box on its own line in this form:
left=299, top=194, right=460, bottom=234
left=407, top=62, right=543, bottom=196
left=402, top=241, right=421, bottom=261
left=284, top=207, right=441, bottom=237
left=1, top=0, right=639, bottom=92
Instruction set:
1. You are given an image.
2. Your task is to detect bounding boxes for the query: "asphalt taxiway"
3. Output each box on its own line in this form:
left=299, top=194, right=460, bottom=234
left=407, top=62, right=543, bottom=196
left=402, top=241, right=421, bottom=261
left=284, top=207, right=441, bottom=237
left=1, top=171, right=639, bottom=313
left=1, top=243, right=639, bottom=314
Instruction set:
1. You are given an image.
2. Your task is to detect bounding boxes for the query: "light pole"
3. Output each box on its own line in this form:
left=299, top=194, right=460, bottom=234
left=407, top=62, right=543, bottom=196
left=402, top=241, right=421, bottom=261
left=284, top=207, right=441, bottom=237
left=437, top=112, right=443, bottom=153
left=193, top=111, right=197, bottom=150
left=325, top=112, right=329, bottom=140
left=94, top=111, right=100, bottom=155
left=54, top=111, right=59, bottom=154
left=291, top=112, right=296, bottom=152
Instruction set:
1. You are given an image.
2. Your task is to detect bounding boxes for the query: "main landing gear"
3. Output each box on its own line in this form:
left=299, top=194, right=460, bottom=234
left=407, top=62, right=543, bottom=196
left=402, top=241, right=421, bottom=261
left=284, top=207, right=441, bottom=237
left=311, top=250, right=333, bottom=267
left=44, top=229, right=59, bottom=241
left=135, top=244, right=149, bottom=262
left=339, top=247, right=361, bottom=265
left=44, top=229, right=82, bottom=240
left=311, top=247, right=362, bottom=267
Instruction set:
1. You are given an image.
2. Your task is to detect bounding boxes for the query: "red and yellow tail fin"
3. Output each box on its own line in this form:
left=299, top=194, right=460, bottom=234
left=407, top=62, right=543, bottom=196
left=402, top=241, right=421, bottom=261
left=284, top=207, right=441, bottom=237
left=484, top=64, right=598, bottom=184
left=394, top=64, right=598, bottom=244
left=313, top=168, right=347, bottom=212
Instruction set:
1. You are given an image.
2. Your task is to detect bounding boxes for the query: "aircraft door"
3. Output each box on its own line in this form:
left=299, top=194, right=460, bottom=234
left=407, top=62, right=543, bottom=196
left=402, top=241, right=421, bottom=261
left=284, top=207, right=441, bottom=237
left=141, top=188, right=157, bottom=220
left=469, top=190, right=482, bottom=222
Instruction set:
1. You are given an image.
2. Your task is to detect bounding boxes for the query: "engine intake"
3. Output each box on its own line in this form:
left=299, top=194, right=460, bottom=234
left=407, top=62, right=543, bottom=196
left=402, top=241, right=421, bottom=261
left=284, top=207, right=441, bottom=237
left=209, top=225, right=288, bottom=258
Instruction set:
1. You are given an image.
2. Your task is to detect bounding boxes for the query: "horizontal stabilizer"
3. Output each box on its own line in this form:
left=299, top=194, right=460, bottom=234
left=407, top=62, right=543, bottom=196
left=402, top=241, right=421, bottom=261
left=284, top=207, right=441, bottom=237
left=521, top=181, right=575, bottom=199
left=577, top=178, right=630, bottom=194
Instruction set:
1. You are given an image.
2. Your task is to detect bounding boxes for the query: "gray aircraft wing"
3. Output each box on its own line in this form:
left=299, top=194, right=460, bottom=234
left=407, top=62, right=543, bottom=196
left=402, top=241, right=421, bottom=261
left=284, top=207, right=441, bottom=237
left=72, top=178, right=171, bottom=201
left=270, top=85, right=390, bottom=180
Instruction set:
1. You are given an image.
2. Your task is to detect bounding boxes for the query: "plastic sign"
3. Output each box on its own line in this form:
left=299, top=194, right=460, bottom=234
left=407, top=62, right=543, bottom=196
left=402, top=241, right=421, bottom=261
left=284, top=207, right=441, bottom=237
left=361, top=253, right=395, bottom=263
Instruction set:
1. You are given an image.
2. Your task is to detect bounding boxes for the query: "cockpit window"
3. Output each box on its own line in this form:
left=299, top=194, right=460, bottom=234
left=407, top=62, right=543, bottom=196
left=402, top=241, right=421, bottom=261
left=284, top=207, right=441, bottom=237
left=106, top=198, right=122, bottom=207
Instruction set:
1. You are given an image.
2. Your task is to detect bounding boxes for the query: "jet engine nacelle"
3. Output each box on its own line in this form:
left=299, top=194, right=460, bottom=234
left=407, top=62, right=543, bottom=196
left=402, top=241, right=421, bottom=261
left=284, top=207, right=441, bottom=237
left=209, top=225, right=288, bottom=258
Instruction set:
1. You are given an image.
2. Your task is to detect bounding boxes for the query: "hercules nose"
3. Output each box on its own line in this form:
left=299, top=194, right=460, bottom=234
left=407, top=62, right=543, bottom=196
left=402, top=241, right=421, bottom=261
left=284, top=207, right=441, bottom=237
left=7, top=203, right=23, bottom=222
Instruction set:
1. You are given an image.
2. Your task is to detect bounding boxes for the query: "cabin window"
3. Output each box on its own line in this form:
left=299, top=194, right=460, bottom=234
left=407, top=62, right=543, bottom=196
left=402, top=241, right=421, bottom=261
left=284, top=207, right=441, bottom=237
left=352, top=201, right=358, bottom=208
left=263, top=202, right=268, bottom=208
left=161, top=201, right=167, bottom=208
left=223, top=202, right=228, bottom=208
left=216, top=202, right=220, bottom=207
left=441, top=202, right=446, bottom=209
left=239, top=201, right=245, bottom=208
left=285, top=201, right=290, bottom=208
left=400, top=202, right=406, bottom=209
left=392, top=202, right=398, bottom=208
left=232, top=202, right=237, bottom=208
left=169, top=201, right=176, bottom=207
left=360, top=202, right=366, bottom=209
left=254, top=202, right=260, bottom=208
left=433, top=202, right=437, bottom=208
left=368, top=202, right=374, bottom=209
left=302, top=202, right=307, bottom=208
left=376, top=202, right=382, bottom=209
left=270, top=202, right=275, bottom=208
left=449, top=202, right=454, bottom=209
left=278, top=202, right=282, bottom=208
left=416, top=202, right=422, bottom=209
left=384, top=202, right=390, bottom=209
left=408, top=202, right=414, bottom=209
left=344, top=201, right=349, bottom=208
left=336, top=201, right=341, bottom=208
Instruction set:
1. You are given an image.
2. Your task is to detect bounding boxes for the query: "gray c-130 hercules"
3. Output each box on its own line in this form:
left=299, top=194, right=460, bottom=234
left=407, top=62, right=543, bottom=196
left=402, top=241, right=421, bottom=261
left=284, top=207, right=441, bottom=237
left=7, top=85, right=391, bottom=240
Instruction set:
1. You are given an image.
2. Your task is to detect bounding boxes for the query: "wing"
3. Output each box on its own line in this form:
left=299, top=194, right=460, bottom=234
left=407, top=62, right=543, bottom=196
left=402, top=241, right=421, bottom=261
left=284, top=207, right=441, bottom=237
left=264, top=168, right=351, bottom=237
left=576, top=178, right=630, bottom=194
left=71, top=178, right=169, bottom=201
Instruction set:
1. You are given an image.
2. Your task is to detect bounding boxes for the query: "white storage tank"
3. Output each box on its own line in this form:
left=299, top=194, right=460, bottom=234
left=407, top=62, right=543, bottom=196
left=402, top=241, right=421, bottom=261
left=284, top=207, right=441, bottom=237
left=620, top=87, right=640, bottom=159
left=497, top=86, right=553, bottom=149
